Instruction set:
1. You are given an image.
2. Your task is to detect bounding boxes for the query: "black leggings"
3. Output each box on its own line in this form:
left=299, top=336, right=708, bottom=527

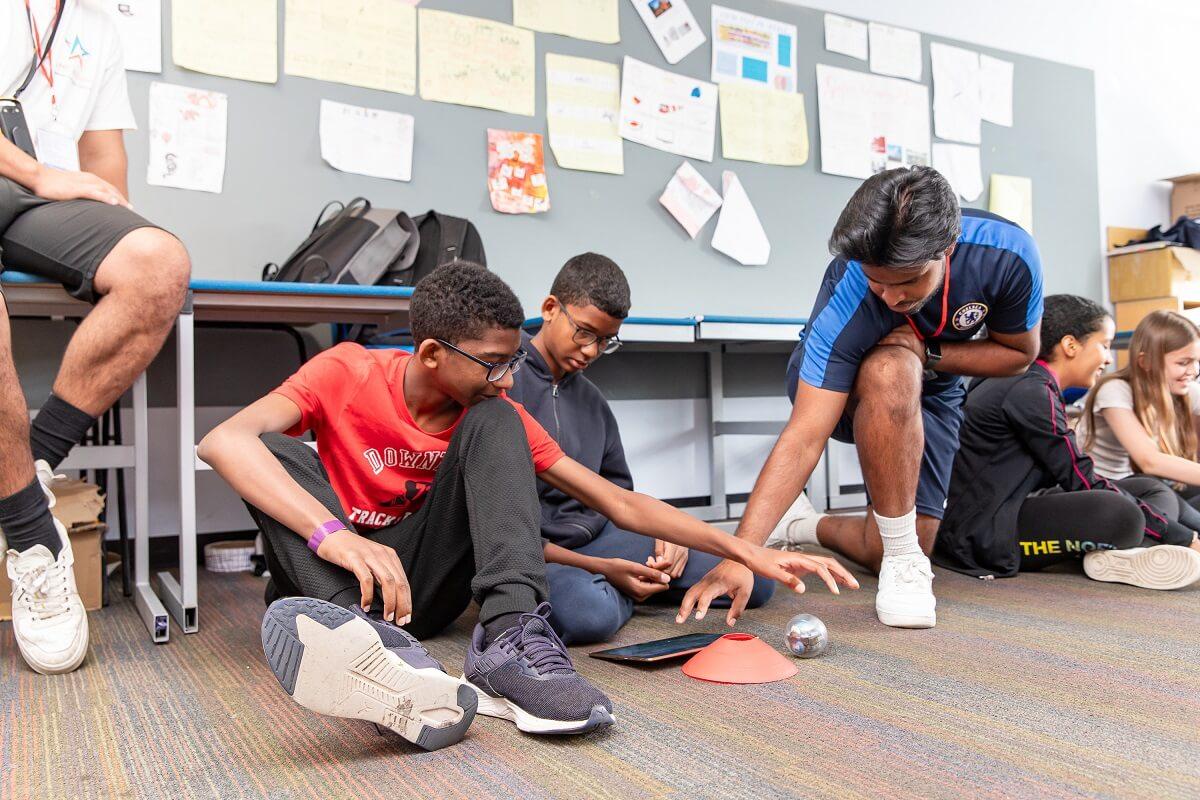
left=1017, top=476, right=1195, bottom=571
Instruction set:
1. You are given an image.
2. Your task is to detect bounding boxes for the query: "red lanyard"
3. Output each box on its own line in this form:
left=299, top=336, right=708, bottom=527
left=905, top=255, right=952, bottom=341
left=26, top=0, right=62, bottom=110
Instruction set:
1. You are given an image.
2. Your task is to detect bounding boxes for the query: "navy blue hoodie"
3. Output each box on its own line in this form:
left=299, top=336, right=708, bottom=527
left=508, top=330, right=633, bottom=548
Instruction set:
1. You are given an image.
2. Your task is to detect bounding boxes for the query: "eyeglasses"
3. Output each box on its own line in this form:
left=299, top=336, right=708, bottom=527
left=436, top=339, right=527, bottom=382
left=559, top=304, right=622, bottom=355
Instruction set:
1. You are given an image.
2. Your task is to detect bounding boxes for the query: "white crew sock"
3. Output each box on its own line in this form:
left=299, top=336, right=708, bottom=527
left=875, top=508, right=921, bottom=558
left=788, top=513, right=826, bottom=546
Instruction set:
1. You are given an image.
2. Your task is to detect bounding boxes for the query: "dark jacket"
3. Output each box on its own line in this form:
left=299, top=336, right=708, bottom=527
left=508, top=331, right=633, bottom=548
left=934, top=361, right=1168, bottom=578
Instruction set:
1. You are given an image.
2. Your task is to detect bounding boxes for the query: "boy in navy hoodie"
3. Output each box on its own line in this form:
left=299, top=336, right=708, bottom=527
left=509, top=253, right=774, bottom=644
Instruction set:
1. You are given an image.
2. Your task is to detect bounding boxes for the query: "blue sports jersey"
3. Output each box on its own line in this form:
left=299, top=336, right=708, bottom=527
left=789, top=209, right=1043, bottom=397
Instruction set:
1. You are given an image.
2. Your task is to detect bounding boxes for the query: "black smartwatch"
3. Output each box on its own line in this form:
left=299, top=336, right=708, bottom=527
left=923, top=340, right=942, bottom=381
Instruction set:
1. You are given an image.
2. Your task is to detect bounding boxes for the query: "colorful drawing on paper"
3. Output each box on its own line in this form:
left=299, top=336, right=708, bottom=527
left=487, top=130, right=550, bottom=214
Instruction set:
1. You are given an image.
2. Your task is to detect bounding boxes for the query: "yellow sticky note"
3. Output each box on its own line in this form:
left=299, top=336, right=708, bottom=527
left=514, top=0, right=619, bottom=44
left=285, top=0, right=416, bottom=95
left=419, top=9, right=536, bottom=117
left=546, top=54, right=623, bottom=175
left=172, top=0, right=277, bottom=84
left=988, top=174, right=1034, bottom=233
left=719, top=83, right=809, bottom=167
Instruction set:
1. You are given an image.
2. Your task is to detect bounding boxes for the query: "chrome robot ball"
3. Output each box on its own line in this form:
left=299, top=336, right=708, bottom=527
left=784, top=613, right=829, bottom=658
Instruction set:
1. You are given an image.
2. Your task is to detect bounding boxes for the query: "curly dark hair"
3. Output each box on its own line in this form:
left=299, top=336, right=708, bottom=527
left=1038, top=294, right=1111, bottom=359
left=550, top=252, right=631, bottom=319
left=409, top=261, right=525, bottom=345
left=829, top=166, right=961, bottom=270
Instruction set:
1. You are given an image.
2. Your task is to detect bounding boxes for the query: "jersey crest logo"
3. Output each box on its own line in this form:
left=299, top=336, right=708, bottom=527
left=952, top=302, right=988, bottom=330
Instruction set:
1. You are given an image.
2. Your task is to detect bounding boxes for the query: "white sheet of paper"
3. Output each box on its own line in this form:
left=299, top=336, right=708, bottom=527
left=868, top=22, right=922, bottom=82
left=931, top=42, right=981, bottom=145
left=35, top=128, right=80, bottom=172
left=419, top=9, right=536, bottom=116
left=989, top=174, right=1033, bottom=233
left=172, top=0, right=277, bottom=83
left=711, top=171, right=769, bottom=265
left=980, top=54, right=1014, bottom=127
left=932, top=143, right=982, bottom=202
left=514, top=0, right=619, bottom=44
left=824, top=14, right=867, bottom=61
left=709, top=5, right=798, bottom=93
left=815, top=64, right=931, bottom=180
left=146, top=82, right=227, bottom=193
left=719, top=82, right=808, bottom=166
left=319, top=100, right=413, bottom=182
left=629, top=0, right=705, bottom=65
left=285, top=0, right=416, bottom=95
left=546, top=54, right=623, bottom=175
left=106, top=0, right=162, bottom=73
left=620, top=57, right=717, bottom=162
left=659, top=161, right=721, bottom=238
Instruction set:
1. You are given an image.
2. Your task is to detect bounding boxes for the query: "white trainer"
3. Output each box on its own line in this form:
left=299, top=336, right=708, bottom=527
left=764, top=492, right=818, bottom=551
left=876, top=553, right=936, bottom=628
left=1083, top=546, right=1200, bottom=590
left=7, top=517, right=89, bottom=675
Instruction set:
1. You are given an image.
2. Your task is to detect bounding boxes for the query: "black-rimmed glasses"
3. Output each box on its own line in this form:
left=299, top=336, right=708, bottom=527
left=435, top=339, right=527, bottom=382
left=559, top=305, right=622, bottom=355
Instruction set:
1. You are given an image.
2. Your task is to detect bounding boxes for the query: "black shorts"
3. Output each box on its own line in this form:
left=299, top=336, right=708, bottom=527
left=0, top=177, right=159, bottom=303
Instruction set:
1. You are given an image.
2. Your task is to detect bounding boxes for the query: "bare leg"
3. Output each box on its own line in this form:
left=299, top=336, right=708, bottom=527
left=815, top=510, right=941, bottom=574
left=50, top=228, right=189, bottom=415
left=0, top=295, right=35, bottom=496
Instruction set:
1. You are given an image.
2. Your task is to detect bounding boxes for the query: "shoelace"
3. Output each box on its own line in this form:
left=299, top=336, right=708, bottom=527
left=889, top=558, right=932, bottom=590
left=499, top=605, right=574, bottom=676
left=14, top=558, right=71, bottom=622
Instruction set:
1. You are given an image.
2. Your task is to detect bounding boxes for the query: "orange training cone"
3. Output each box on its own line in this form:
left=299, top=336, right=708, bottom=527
left=681, top=633, right=798, bottom=684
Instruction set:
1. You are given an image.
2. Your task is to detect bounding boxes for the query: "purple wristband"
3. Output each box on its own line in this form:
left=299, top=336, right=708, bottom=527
left=309, top=519, right=347, bottom=553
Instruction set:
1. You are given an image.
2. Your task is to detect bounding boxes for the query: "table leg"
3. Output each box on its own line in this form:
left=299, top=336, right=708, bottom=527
left=158, top=303, right=198, bottom=633
left=132, top=371, right=169, bottom=642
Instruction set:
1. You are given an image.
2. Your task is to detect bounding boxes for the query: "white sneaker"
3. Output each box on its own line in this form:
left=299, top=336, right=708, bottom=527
left=764, top=492, right=818, bottom=550
left=1083, top=546, right=1200, bottom=590
left=876, top=553, right=937, bottom=628
left=0, top=461, right=63, bottom=557
left=7, top=517, right=89, bottom=675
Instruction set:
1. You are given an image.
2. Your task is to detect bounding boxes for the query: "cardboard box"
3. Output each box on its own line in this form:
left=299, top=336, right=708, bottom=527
left=1113, top=297, right=1200, bottom=332
left=1107, top=244, right=1200, bottom=302
left=1165, top=173, right=1200, bottom=222
left=0, top=480, right=105, bottom=620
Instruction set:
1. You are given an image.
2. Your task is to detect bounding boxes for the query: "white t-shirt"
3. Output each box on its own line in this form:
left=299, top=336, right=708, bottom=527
left=1079, top=377, right=1200, bottom=479
left=1, top=0, right=136, bottom=152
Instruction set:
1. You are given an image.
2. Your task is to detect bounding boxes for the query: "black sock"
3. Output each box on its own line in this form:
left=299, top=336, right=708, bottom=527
left=0, top=479, right=61, bottom=558
left=30, top=393, right=96, bottom=470
left=482, top=612, right=525, bottom=647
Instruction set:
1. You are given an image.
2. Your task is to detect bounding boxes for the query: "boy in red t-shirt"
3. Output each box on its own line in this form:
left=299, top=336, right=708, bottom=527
left=199, top=262, right=857, bottom=749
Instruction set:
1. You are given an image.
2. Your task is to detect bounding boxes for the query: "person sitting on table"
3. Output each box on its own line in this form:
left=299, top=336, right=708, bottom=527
left=507, top=252, right=774, bottom=644
left=1, top=0, right=190, bottom=675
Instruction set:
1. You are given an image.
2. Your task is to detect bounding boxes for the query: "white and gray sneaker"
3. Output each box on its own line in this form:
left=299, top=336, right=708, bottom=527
left=7, top=517, right=89, bottom=675
left=764, top=492, right=820, bottom=551
left=1083, top=546, right=1200, bottom=590
left=876, top=553, right=936, bottom=628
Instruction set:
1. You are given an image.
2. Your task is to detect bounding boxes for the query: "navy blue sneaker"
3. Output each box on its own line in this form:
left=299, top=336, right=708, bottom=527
left=464, top=603, right=614, bottom=734
left=261, top=597, right=477, bottom=751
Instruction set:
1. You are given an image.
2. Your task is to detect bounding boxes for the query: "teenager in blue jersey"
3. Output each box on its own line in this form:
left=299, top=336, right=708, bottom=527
left=677, top=167, right=1043, bottom=631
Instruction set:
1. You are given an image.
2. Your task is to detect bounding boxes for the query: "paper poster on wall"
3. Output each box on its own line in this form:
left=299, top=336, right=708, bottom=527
left=320, top=100, right=414, bottom=182
left=719, top=83, right=808, bottom=166
left=816, top=64, right=930, bottom=180
left=823, top=14, right=867, bottom=61
left=105, top=0, right=161, bottom=73
left=619, top=57, right=717, bottom=162
left=146, top=82, right=227, bottom=193
left=932, top=143, right=982, bottom=201
left=711, top=171, right=769, bottom=265
left=420, top=9, right=536, bottom=117
left=487, top=130, right=550, bottom=214
left=867, top=22, right=921, bottom=82
left=172, top=0, right=277, bottom=83
left=709, top=5, right=797, bottom=92
left=980, top=54, right=1014, bottom=127
left=659, top=161, right=721, bottom=238
left=989, top=174, right=1033, bottom=233
left=285, top=0, right=416, bottom=95
left=931, top=42, right=981, bottom=145
left=514, top=0, right=619, bottom=44
left=546, top=54, right=623, bottom=175
left=629, top=0, right=705, bottom=65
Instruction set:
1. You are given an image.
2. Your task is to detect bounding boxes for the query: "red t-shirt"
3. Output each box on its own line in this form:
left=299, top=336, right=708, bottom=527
left=272, top=343, right=564, bottom=529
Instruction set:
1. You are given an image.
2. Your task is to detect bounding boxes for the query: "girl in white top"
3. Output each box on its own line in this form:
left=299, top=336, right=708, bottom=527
left=1079, top=311, right=1200, bottom=509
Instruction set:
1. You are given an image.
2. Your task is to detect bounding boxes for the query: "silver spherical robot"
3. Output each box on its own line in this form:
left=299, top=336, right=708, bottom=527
left=784, top=613, right=829, bottom=658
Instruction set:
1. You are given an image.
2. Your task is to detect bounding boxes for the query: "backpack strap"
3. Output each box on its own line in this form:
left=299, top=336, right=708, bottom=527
left=423, top=210, right=470, bottom=267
